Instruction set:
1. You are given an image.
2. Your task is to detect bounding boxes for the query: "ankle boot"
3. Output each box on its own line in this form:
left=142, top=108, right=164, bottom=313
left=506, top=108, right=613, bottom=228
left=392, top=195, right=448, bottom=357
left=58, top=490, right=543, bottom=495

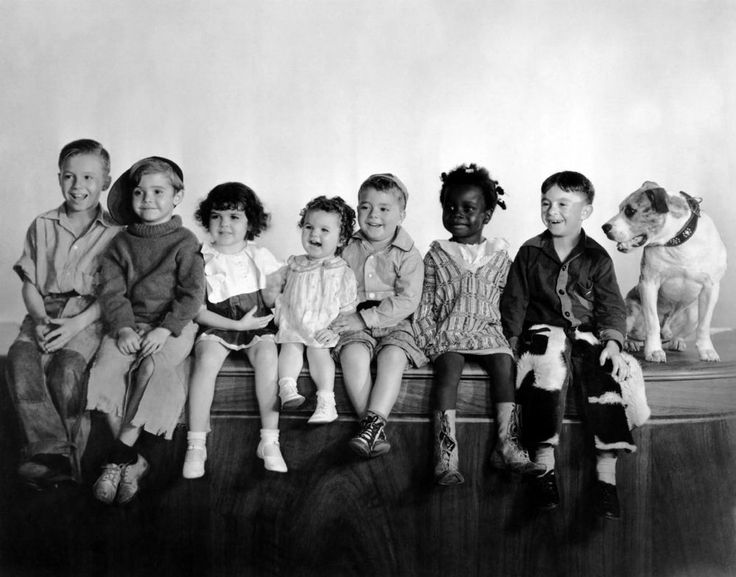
left=433, top=410, right=464, bottom=485
left=491, top=403, right=545, bottom=475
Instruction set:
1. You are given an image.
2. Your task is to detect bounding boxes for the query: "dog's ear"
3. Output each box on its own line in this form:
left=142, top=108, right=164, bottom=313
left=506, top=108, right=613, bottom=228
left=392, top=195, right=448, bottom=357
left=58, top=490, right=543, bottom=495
left=645, top=187, right=669, bottom=213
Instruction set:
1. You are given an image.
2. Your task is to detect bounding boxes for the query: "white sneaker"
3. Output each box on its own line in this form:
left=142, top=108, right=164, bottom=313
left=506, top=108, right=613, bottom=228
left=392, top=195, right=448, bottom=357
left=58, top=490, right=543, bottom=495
left=116, top=454, right=149, bottom=504
left=93, top=463, right=123, bottom=504
left=308, top=396, right=338, bottom=424
left=182, top=443, right=207, bottom=479
left=278, top=378, right=305, bottom=410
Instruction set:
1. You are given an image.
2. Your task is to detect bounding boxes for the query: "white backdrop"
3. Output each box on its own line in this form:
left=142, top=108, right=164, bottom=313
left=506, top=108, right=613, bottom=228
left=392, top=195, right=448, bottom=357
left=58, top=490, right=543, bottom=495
left=1, top=0, right=734, bottom=330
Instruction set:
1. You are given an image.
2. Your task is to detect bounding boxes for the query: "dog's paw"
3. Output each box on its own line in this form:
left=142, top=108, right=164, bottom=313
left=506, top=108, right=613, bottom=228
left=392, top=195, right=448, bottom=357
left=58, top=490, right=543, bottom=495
left=645, top=349, right=667, bottom=363
left=667, top=339, right=687, bottom=351
left=624, top=339, right=642, bottom=352
left=697, top=347, right=720, bottom=362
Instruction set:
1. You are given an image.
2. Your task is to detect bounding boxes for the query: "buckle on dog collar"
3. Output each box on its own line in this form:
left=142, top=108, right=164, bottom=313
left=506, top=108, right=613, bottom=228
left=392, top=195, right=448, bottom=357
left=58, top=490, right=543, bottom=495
left=664, top=191, right=702, bottom=246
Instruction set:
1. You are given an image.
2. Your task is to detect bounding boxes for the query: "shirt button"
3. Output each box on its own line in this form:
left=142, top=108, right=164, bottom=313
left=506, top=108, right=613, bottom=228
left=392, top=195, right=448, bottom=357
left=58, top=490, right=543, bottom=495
left=564, top=311, right=571, bottom=317
left=558, top=289, right=565, bottom=295
left=368, top=292, right=375, bottom=299
left=561, top=265, right=567, bottom=271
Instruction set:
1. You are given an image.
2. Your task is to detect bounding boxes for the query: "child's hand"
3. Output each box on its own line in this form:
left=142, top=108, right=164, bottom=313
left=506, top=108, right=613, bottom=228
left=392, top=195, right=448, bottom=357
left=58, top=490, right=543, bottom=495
left=43, top=316, right=84, bottom=353
left=117, top=327, right=142, bottom=355
left=314, top=328, right=337, bottom=345
left=32, top=317, right=51, bottom=351
left=600, top=341, right=630, bottom=381
left=139, top=327, right=172, bottom=357
left=235, top=306, right=273, bottom=331
left=329, top=312, right=366, bottom=334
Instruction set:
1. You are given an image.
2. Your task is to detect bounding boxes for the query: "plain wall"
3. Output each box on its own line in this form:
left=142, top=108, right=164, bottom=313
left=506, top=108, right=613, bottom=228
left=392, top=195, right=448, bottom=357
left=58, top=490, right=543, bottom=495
left=1, top=0, right=734, bottom=330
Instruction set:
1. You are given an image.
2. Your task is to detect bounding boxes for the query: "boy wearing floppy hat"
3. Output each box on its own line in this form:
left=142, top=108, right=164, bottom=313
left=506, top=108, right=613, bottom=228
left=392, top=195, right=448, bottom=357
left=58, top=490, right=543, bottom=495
left=87, top=156, right=204, bottom=505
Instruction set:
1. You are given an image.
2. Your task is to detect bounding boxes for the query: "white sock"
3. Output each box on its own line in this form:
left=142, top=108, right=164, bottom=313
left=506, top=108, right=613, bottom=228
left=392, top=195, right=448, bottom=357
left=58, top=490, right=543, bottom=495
left=260, top=428, right=280, bottom=444
left=534, top=445, right=556, bottom=474
left=316, top=390, right=335, bottom=403
left=596, top=451, right=617, bottom=485
left=187, top=431, right=207, bottom=446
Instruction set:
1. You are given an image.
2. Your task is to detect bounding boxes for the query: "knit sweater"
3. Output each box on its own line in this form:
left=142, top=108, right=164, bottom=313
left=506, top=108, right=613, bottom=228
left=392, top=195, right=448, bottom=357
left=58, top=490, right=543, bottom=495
left=98, top=216, right=205, bottom=337
left=413, top=239, right=512, bottom=359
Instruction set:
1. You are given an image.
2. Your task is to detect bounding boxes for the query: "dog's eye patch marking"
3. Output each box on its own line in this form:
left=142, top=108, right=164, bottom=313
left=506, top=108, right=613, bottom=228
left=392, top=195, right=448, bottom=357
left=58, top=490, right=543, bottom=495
left=624, top=205, right=636, bottom=218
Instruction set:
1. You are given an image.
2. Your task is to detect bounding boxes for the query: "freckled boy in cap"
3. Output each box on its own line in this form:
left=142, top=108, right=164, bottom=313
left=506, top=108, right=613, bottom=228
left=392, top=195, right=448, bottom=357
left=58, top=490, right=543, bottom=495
left=330, top=173, right=427, bottom=458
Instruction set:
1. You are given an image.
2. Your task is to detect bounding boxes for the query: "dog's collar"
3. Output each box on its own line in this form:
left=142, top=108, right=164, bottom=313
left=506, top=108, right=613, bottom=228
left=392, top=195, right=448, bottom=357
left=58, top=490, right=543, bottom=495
left=663, top=191, right=702, bottom=247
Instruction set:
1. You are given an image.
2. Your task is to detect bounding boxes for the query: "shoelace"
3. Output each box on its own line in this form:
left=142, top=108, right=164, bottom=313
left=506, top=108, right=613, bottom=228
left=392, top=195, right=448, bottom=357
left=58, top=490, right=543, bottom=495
left=357, top=417, right=382, bottom=443
left=99, top=464, right=120, bottom=482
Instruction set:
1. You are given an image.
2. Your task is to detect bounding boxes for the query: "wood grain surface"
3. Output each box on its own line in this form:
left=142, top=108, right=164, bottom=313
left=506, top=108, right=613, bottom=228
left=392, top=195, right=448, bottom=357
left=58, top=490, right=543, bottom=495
left=0, top=330, right=733, bottom=577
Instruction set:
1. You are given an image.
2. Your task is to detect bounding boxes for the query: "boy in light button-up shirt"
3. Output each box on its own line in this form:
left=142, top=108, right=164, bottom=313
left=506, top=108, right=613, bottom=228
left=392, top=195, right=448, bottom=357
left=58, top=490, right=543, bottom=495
left=330, top=173, right=426, bottom=458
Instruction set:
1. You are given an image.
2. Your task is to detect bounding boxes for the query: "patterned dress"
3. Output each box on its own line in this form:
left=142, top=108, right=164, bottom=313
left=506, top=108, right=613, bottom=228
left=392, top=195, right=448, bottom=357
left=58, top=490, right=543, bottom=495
left=275, top=254, right=357, bottom=348
left=413, top=238, right=512, bottom=360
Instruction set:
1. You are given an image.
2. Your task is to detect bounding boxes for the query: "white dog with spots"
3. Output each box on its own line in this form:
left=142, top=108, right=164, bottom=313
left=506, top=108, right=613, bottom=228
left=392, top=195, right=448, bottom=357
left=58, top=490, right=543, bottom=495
left=602, top=181, right=727, bottom=363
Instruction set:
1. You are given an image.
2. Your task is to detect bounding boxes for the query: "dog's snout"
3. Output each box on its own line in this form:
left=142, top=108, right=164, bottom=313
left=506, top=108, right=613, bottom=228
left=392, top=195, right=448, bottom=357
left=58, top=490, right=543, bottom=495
left=602, top=223, right=612, bottom=235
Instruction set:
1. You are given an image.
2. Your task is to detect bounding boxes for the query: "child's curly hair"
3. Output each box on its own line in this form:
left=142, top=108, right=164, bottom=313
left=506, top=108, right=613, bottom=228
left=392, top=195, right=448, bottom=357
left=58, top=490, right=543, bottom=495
left=195, top=182, right=270, bottom=240
left=439, top=163, right=507, bottom=212
left=298, top=196, right=356, bottom=254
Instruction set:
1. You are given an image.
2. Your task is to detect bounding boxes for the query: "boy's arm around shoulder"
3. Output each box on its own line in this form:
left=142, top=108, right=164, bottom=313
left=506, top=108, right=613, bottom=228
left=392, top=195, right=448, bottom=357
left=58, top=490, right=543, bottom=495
left=160, top=233, right=206, bottom=337
left=358, top=245, right=424, bottom=329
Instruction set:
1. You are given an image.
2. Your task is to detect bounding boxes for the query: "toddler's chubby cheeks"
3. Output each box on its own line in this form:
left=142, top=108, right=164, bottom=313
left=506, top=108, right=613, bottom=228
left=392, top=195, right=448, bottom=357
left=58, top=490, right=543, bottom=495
left=58, top=153, right=111, bottom=215
left=301, top=209, right=343, bottom=260
left=357, top=186, right=405, bottom=244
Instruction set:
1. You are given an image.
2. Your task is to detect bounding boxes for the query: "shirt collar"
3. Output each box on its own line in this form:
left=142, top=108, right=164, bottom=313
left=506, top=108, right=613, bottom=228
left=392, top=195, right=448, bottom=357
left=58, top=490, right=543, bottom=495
left=46, top=203, right=118, bottom=228
left=352, top=226, right=414, bottom=252
left=526, top=228, right=593, bottom=260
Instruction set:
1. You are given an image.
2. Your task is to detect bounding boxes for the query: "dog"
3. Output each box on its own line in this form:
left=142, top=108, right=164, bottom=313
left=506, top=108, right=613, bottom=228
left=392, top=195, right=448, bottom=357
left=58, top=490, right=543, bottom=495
left=602, top=181, right=727, bottom=363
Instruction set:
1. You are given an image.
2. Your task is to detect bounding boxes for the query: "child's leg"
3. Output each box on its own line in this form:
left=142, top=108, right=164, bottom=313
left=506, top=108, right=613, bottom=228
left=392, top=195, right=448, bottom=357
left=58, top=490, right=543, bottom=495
left=348, top=345, right=407, bottom=459
left=277, top=342, right=306, bottom=409
left=248, top=340, right=287, bottom=473
left=6, top=339, right=69, bottom=474
left=432, top=352, right=465, bottom=485
left=188, top=340, right=230, bottom=432
left=339, top=343, right=373, bottom=417
left=306, top=347, right=337, bottom=424
left=366, top=345, right=407, bottom=419
left=481, top=353, right=543, bottom=475
left=183, top=340, right=229, bottom=479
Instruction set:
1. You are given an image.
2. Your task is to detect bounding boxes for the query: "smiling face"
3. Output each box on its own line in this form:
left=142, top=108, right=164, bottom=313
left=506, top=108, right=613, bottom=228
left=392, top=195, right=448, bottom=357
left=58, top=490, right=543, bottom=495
left=541, top=185, right=592, bottom=240
left=301, top=209, right=342, bottom=260
left=442, top=185, right=492, bottom=245
left=357, top=186, right=405, bottom=244
left=58, top=153, right=109, bottom=215
left=131, top=172, right=183, bottom=225
left=208, top=207, right=248, bottom=253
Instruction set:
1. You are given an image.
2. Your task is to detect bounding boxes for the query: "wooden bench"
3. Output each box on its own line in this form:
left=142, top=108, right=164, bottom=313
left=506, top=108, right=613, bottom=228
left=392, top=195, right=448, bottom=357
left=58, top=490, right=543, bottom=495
left=1, top=329, right=735, bottom=577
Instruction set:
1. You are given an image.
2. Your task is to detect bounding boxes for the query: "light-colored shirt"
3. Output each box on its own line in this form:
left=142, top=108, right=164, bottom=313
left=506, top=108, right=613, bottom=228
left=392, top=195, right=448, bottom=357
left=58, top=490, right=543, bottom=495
left=14, top=204, right=122, bottom=296
left=202, top=242, right=282, bottom=304
left=341, top=226, right=424, bottom=329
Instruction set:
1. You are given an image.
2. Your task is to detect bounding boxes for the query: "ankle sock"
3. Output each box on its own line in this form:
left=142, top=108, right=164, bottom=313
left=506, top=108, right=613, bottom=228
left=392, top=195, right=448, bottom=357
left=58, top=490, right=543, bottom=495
left=596, top=451, right=617, bottom=485
left=109, top=440, right=138, bottom=465
left=260, top=428, right=280, bottom=444
left=534, top=445, right=555, bottom=473
left=317, top=390, right=335, bottom=402
left=187, top=431, right=207, bottom=446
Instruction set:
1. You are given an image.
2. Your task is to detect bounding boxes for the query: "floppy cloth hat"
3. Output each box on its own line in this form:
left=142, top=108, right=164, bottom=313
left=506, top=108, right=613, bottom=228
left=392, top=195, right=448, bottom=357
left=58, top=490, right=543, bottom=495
left=107, top=156, right=184, bottom=225
left=364, top=173, right=409, bottom=205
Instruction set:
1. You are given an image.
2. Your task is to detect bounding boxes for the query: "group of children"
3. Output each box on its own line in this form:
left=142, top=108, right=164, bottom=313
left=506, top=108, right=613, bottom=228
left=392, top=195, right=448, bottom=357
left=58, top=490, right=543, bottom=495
left=5, top=138, right=639, bottom=520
